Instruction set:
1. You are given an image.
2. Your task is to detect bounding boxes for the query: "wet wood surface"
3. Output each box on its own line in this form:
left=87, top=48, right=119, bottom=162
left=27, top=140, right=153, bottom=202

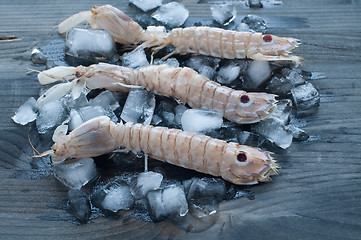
left=1, top=0, right=361, bottom=239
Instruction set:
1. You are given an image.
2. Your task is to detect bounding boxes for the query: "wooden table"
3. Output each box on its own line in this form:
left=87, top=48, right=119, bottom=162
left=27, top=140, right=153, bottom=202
left=1, top=0, right=360, bottom=239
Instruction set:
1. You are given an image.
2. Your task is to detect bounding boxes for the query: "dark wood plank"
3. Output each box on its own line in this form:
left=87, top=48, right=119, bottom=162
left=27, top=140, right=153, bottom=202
left=0, top=0, right=361, bottom=239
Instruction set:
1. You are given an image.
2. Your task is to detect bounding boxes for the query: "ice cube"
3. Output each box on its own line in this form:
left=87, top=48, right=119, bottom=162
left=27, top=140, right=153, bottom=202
left=153, top=58, right=179, bottom=68
left=241, top=15, right=267, bottom=33
left=65, top=28, right=116, bottom=65
left=286, top=125, right=309, bottom=141
left=186, top=56, right=220, bottom=80
left=291, top=82, right=320, bottom=113
left=121, top=88, right=156, bottom=125
left=235, top=22, right=251, bottom=32
left=36, top=100, right=67, bottom=134
left=130, top=171, right=163, bottom=199
left=216, top=61, right=247, bottom=85
left=210, top=4, right=236, bottom=25
left=152, top=2, right=189, bottom=28
left=101, top=181, right=134, bottom=212
left=251, top=118, right=293, bottom=149
left=151, top=114, right=163, bottom=125
left=78, top=105, right=118, bottom=123
left=147, top=184, right=188, bottom=222
left=203, top=125, right=239, bottom=142
left=31, top=48, right=47, bottom=64
left=237, top=131, right=265, bottom=147
left=271, top=99, right=292, bottom=125
left=12, top=97, right=39, bottom=125
left=155, top=100, right=175, bottom=114
left=61, top=92, right=89, bottom=109
left=68, top=189, right=91, bottom=224
left=130, top=0, right=162, bottom=12
left=265, top=69, right=305, bottom=95
left=68, top=109, right=84, bottom=131
left=183, top=177, right=226, bottom=201
left=246, top=60, right=271, bottom=88
left=89, top=90, right=120, bottom=111
left=189, top=197, right=219, bottom=217
left=135, top=14, right=158, bottom=29
left=53, top=158, right=98, bottom=189
left=248, top=0, right=263, bottom=8
left=174, top=105, right=188, bottom=126
left=181, top=109, right=223, bottom=133
left=121, top=48, right=149, bottom=69
left=162, top=112, right=175, bottom=126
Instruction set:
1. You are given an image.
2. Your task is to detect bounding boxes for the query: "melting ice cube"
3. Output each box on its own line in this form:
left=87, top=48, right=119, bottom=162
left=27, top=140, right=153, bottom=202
left=89, top=90, right=120, bottom=111
left=66, top=28, right=116, bottom=64
left=271, top=99, right=293, bottom=125
left=147, top=184, right=188, bottom=222
left=174, top=105, right=188, bottom=126
left=186, top=56, right=220, bottom=80
left=241, top=15, right=267, bottom=33
left=216, top=61, right=247, bottom=85
left=237, top=131, right=265, bottom=147
left=68, top=109, right=84, bottom=131
left=152, top=2, right=189, bottom=28
left=210, top=4, right=236, bottom=25
left=36, top=100, right=67, bottom=134
left=183, top=177, right=226, bottom=201
left=248, top=0, right=263, bottom=8
left=266, top=69, right=305, bottom=95
left=130, top=171, right=163, bottom=199
left=181, top=109, right=223, bottom=133
left=251, top=118, right=293, bottom=149
left=53, top=158, right=98, bottom=189
left=153, top=58, right=179, bottom=68
left=130, top=0, right=162, bottom=12
left=78, top=105, right=118, bottom=123
left=287, top=125, right=309, bottom=141
left=68, top=189, right=91, bottom=224
left=101, top=181, right=134, bottom=212
left=246, top=60, right=271, bottom=88
left=189, top=197, right=219, bottom=217
left=122, top=48, right=149, bottom=69
left=121, top=88, right=156, bottom=125
left=291, top=82, right=320, bottom=113
left=12, top=97, right=39, bottom=125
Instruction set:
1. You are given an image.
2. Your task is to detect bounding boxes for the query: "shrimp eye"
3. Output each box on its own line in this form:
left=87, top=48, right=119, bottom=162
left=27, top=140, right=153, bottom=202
left=263, top=34, right=273, bottom=42
left=237, top=152, right=247, bottom=162
left=240, top=95, right=250, bottom=103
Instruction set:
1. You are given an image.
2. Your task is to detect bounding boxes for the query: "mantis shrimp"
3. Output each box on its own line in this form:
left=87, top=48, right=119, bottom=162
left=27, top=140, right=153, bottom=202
left=38, top=63, right=277, bottom=124
left=58, top=4, right=302, bottom=65
left=51, top=116, right=278, bottom=185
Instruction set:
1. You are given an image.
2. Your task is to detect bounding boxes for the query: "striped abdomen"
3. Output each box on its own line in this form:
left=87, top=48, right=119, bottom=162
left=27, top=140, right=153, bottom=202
left=167, top=27, right=261, bottom=59
left=117, top=122, right=230, bottom=176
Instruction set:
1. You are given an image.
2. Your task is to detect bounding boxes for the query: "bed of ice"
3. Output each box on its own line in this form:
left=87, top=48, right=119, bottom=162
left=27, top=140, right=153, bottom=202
left=14, top=1, right=322, bottom=225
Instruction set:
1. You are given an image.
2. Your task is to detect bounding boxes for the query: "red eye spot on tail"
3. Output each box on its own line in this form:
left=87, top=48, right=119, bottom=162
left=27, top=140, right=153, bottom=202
left=240, top=95, right=250, bottom=103
left=237, top=152, right=247, bottom=162
left=263, top=34, right=272, bottom=42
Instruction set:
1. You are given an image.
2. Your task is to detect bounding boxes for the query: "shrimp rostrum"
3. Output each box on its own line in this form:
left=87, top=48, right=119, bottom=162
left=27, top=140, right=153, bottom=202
left=58, top=5, right=302, bottom=65
left=38, top=63, right=277, bottom=124
left=51, top=116, right=278, bottom=185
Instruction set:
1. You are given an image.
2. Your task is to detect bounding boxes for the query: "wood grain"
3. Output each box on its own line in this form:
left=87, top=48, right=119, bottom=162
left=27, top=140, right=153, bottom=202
left=0, top=0, right=361, bottom=239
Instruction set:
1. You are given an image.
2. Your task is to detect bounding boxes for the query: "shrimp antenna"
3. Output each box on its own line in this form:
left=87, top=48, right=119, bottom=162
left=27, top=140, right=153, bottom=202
left=32, top=149, right=54, bottom=158
left=27, top=133, right=54, bottom=158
